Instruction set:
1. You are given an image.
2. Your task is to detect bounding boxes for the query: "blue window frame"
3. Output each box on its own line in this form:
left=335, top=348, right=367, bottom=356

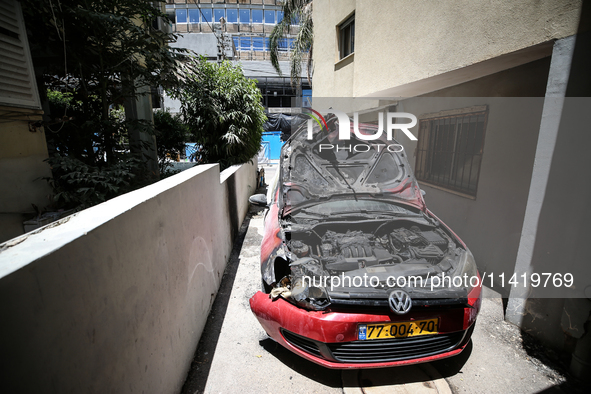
left=253, top=37, right=264, bottom=51
left=264, top=10, right=275, bottom=24
left=227, top=9, right=238, bottom=23
left=240, top=37, right=251, bottom=50
left=233, top=37, right=239, bottom=49
left=176, top=9, right=187, bottom=24
left=239, top=9, right=250, bottom=23
left=188, top=9, right=199, bottom=24
left=277, top=11, right=283, bottom=23
left=265, top=37, right=271, bottom=50
left=201, top=9, right=212, bottom=23
left=252, top=9, right=263, bottom=23
left=214, top=9, right=225, bottom=23
left=278, top=38, right=288, bottom=51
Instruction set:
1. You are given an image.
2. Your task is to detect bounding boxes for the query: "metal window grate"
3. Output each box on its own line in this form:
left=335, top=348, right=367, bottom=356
left=415, top=110, right=488, bottom=197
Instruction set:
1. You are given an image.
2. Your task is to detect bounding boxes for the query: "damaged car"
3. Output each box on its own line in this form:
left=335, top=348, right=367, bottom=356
left=249, top=114, right=481, bottom=368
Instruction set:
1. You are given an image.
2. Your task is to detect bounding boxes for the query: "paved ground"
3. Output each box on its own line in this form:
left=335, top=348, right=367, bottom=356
left=180, top=166, right=586, bottom=394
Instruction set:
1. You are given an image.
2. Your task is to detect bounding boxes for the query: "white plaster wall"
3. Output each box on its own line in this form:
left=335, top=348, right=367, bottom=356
left=313, top=0, right=581, bottom=98
left=397, top=96, right=544, bottom=293
left=0, top=160, right=257, bottom=393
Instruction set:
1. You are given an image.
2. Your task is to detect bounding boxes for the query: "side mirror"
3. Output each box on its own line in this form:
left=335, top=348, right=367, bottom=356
left=421, top=189, right=426, bottom=197
left=249, top=194, right=268, bottom=208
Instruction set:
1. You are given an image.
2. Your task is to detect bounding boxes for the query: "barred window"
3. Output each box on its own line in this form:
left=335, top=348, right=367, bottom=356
left=415, top=108, right=488, bottom=197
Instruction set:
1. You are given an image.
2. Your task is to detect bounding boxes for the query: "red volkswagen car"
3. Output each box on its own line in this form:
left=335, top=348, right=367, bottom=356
left=249, top=115, right=481, bottom=369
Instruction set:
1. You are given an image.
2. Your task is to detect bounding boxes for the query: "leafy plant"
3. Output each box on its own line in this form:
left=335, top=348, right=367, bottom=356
left=171, top=58, right=266, bottom=171
left=153, top=109, right=190, bottom=174
left=21, top=0, right=189, bottom=209
left=44, top=155, right=143, bottom=209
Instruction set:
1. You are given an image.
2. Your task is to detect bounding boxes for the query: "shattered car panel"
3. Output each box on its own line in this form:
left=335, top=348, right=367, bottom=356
left=250, top=115, right=481, bottom=369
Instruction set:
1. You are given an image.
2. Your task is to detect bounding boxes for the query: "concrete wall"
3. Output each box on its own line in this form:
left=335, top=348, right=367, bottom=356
left=313, top=0, right=581, bottom=98
left=400, top=60, right=551, bottom=294
left=506, top=30, right=591, bottom=358
left=0, top=108, right=53, bottom=243
left=0, top=160, right=257, bottom=393
left=337, top=60, right=545, bottom=295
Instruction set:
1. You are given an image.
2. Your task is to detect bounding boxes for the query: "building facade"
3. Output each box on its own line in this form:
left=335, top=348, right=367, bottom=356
left=312, top=0, right=590, bottom=378
left=164, top=0, right=311, bottom=111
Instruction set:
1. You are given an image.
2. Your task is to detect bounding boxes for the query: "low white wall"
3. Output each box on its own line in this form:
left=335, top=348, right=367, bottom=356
left=0, top=160, right=257, bottom=393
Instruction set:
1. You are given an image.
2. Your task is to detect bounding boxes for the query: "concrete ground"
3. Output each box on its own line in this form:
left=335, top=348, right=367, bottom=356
left=180, top=166, right=585, bottom=394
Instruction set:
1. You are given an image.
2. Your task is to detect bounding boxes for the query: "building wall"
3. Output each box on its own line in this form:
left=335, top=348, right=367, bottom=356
left=0, top=1, right=52, bottom=243
left=0, top=161, right=257, bottom=393
left=392, top=59, right=550, bottom=295
left=0, top=109, right=52, bottom=243
left=313, top=0, right=581, bottom=98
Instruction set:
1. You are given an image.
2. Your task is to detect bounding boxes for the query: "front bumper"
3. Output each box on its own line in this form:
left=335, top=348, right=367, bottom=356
left=249, top=286, right=481, bottom=369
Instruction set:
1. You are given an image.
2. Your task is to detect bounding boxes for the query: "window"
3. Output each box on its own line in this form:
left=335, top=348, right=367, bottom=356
left=188, top=9, right=199, bottom=24
left=277, top=11, right=283, bottom=23
left=252, top=37, right=264, bottom=51
left=201, top=8, right=212, bottom=23
left=277, top=38, right=289, bottom=52
left=214, top=9, right=225, bottom=23
left=239, top=9, right=250, bottom=23
left=227, top=9, right=238, bottom=23
left=338, top=15, right=354, bottom=59
left=415, top=108, right=488, bottom=197
left=264, top=10, right=275, bottom=24
left=240, top=37, right=251, bottom=50
left=176, top=9, right=187, bottom=24
left=252, top=9, right=263, bottom=23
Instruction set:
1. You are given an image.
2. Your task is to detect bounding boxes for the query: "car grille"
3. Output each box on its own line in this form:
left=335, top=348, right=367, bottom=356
left=327, top=332, right=465, bottom=363
left=281, top=329, right=323, bottom=358
left=281, top=329, right=465, bottom=364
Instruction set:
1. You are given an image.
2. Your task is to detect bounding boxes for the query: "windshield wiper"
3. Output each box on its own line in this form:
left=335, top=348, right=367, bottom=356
left=294, top=209, right=331, bottom=218
left=335, top=210, right=418, bottom=217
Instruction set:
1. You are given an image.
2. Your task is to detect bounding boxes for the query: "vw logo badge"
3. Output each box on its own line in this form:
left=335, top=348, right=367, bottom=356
left=388, top=290, right=412, bottom=314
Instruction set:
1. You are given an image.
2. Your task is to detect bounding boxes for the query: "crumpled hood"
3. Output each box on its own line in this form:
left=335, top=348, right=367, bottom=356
left=280, top=115, right=425, bottom=215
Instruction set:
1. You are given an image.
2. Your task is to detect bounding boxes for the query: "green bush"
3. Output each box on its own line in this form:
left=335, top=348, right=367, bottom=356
left=153, top=109, right=190, bottom=175
left=172, top=58, right=266, bottom=171
left=44, top=155, right=142, bottom=209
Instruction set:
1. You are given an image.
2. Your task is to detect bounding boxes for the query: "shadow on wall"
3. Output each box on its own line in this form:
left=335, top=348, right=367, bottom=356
left=0, top=160, right=257, bottom=393
left=518, top=7, right=591, bottom=380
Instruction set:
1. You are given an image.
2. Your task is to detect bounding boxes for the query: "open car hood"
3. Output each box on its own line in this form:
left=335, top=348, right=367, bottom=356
left=280, top=115, right=425, bottom=215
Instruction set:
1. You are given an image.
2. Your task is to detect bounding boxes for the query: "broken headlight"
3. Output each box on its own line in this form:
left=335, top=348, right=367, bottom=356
left=290, top=277, right=330, bottom=311
left=453, top=249, right=478, bottom=291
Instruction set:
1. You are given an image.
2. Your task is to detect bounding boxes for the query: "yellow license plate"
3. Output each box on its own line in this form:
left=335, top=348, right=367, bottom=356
left=358, top=319, right=438, bottom=340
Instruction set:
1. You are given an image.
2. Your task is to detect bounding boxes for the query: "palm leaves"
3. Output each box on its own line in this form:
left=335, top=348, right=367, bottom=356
left=269, top=0, right=313, bottom=90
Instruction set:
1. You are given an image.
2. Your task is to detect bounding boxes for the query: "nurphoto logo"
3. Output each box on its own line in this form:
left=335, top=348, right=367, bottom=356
left=305, top=108, right=418, bottom=153
left=305, top=108, right=418, bottom=141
